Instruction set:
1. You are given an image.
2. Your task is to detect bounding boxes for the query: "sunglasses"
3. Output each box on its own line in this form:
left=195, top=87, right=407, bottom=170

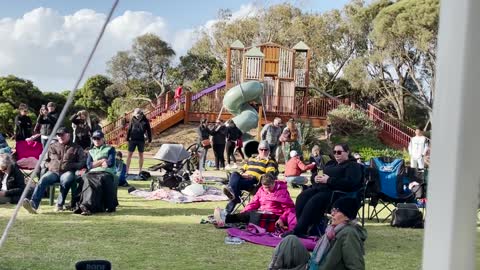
left=259, top=148, right=269, bottom=151
left=333, top=150, right=345, bottom=155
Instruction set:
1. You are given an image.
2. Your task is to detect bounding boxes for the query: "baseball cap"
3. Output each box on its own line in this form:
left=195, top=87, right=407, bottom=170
left=56, top=127, right=71, bottom=135
left=92, top=130, right=104, bottom=139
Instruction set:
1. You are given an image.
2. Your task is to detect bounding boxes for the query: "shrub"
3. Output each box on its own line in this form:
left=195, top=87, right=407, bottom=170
left=327, top=105, right=379, bottom=137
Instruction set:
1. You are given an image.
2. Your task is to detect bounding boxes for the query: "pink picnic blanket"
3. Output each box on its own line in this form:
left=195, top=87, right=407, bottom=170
left=226, top=225, right=318, bottom=251
left=130, top=186, right=229, bottom=203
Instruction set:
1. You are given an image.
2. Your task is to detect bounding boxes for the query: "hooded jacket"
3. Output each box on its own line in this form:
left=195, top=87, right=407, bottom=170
left=318, top=224, right=367, bottom=270
left=242, top=180, right=297, bottom=229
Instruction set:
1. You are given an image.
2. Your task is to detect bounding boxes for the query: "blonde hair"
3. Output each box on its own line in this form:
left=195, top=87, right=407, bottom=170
left=76, top=110, right=92, bottom=130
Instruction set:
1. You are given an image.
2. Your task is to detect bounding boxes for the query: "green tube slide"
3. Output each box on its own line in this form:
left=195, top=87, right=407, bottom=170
left=223, top=81, right=263, bottom=133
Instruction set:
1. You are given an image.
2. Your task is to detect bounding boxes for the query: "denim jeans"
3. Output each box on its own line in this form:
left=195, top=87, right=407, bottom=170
left=285, top=176, right=308, bottom=185
left=30, top=171, right=76, bottom=209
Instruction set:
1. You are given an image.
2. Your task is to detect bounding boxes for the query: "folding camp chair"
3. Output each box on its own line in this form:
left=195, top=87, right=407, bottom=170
left=366, top=157, right=415, bottom=223
left=14, top=140, right=43, bottom=180
left=225, top=171, right=260, bottom=213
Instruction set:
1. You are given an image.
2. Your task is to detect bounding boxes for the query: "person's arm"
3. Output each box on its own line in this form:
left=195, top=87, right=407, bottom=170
left=341, top=230, right=366, bottom=270
left=144, top=118, right=152, bottom=143
left=326, top=163, right=362, bottom=191
left=265, top=160, right=278, bottom=176
left=126, top=121, right=133, bottom=141
left=408, top=140, right=413, bottom=155
left=45, top=112, right=58, bottom=125
left=422, top=139, right=429, bottom=156
left=69, top=114, right=82, bottom=125
left=106, top=147, right=116, bottom=168
left=276, top=189, right=296, bottom=224
left=86, top=153, right=94, bottom=170
left=242, top=190, right=261, bottom=213
left=65, top=147, right=86, bottom=171
left=297, top=159, right=315, bottom=172
left=261, top=124, right=269, bottom=141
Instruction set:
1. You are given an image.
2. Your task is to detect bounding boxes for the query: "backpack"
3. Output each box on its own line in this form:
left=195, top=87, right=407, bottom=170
left=391, top=203, right=424, bottom=228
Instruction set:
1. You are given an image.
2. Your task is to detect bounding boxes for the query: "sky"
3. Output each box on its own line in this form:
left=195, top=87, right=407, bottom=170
left=0, top=0, right=352, bottom=92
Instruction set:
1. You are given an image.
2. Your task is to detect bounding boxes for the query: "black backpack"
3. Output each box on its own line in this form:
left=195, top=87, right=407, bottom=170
left=391, top=203, right=424, bottom=228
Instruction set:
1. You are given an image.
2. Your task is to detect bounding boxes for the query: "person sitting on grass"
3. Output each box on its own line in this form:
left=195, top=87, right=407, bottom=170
left=268, top=197, right=367, bottom=270
left=214, top=173, right=296, bottom=230
left=75, top=130, right=117, bottom=215
left=23, top=127, right=85, bottom=214
left=285, top=150, right=315, bottom=189
left=223, top=140, right=278, bottom=214
left=115, top=151, right=128, bottom=187
left=0, top=154, right=26, bottom=204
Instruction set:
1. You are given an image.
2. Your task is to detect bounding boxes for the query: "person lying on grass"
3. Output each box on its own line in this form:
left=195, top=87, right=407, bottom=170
left=268, top=197, right=367, bottom=270
left=214, top=173, right=296, bottom=231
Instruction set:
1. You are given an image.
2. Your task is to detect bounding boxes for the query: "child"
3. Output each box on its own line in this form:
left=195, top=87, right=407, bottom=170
left=115, top=151, right=128, bottom=187
left=284, top=150, right=315, bottom=188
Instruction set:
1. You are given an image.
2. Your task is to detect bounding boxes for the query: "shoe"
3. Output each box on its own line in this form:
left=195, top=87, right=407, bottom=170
left=225, top=164, right=231, bottom=170
left=22, top=199, right=37, bottom=214
left=232, top=163, right=238, bottom=169
left=222, top=186, right=235, bottom=201
left=291, top=183, right=300, bottom=189
left=79, top=205, right=92, bottom=216
left=220, top=167, right=225, bottom=171
left=214, top=207, right=226, bottom=227
left=54, top=205, right=64, bottom=212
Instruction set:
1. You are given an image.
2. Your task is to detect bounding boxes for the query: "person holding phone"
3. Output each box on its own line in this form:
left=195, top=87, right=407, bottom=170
left=309, top=145, right=331, bottom=186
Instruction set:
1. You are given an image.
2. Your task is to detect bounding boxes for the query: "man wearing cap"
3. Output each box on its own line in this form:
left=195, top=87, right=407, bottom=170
left=37, top=101, right=59, bottom=147
left=223, top=140, right=278, bottom=213
left=23, top=127, right=85, bottom=213
left=75, top=130, right=117, bottom=215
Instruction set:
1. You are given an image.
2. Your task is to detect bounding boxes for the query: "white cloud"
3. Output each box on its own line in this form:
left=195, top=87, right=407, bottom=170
left=0, top=8, right=170, bottom=91
left=0, top=4, right=260, bottom=92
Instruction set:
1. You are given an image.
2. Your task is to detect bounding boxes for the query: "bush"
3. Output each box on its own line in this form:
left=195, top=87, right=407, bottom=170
left=328, top=105, right=379, bottom=137
left=332, top=135, right=408, bottom=162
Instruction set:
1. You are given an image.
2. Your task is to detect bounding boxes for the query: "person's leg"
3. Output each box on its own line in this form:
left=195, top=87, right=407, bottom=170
left=268, top=235, right=310, bottom=270
left=126, top=141, right=137, bottom=174
left=227, top=141, right=236, bottom=164
left=286, top=176, right=308, bottom=186
left=0, top=196, right=11, bottom=204
left=236, top=147, right=245, bottom=161
left=219, top=144, right=226, bottom=169
left=137, top=141, right=145, bottom=173
left=212, top=143, right=220, bottom=170
left=225, top=211, right=251, bottom=224
left=200, top=147, right=208, bottom=169
left=269, top=144, right=278, bottom=160
left=294, top=187, right=320, bottom=219
left=293, top=190, right=332, bottom=235
left=30, top=171, right=59, bottom=209
left=57, top=171, right=76, bottom=208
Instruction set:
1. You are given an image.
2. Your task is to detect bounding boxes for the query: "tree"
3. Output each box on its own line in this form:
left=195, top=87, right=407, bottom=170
left=0, top=75, right=45, bottom=111
left=75, top=75, right=113, bottom=117
left=0, top=103, right=16, bottom=136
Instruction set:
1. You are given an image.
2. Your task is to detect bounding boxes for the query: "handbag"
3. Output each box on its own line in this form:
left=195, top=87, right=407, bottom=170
left=391, top=203, right=424, bottom=228
left=201, top=139, right=211, bottom=149
left=236, top=138, right=243, bottom=148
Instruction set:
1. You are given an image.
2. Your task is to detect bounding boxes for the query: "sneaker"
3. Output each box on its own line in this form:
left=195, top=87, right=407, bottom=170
left=54, top=205, right=64, bottom=212
left=214, top=207, right=226, bottom=227
left=22, top=199, right=37, bottom=214
left=225, top=164, right=231, bottom=170
left=222, top=186, right=235, bottom=200
left=232, top=163, right=238, bottom=169
left=79, top=205, right=92, bottom=216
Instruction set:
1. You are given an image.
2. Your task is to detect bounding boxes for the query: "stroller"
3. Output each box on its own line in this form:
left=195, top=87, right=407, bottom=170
left=148, top=144, right=196, bottom=191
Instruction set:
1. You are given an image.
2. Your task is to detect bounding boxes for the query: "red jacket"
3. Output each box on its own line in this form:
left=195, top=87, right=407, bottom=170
left=242, top=181, right=297, bottom=229
left=174, top=86, right=183, bottom=98
left=285, top=156, right=315, bottom=177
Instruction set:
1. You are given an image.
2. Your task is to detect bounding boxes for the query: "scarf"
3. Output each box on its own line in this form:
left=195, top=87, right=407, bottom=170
left=308, top=220, right=356, bottom=269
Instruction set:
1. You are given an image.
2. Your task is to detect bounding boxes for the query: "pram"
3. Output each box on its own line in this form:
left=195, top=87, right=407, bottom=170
left=148, top=144, right=196, bottom=191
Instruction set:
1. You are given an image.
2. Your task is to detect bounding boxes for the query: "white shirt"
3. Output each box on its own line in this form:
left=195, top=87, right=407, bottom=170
left=408, top=135, right=428, bottom=159
left=1, top=172, right=8, bottom=191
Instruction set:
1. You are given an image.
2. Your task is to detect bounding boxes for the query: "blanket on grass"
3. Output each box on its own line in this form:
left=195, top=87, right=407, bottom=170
left=226, top=227, right=318, bottom=251
left=130, top=186, right=228, bottom=203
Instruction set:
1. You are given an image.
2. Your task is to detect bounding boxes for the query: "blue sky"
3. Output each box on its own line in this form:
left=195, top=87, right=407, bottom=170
left=0, top=0, right=352, bottom=91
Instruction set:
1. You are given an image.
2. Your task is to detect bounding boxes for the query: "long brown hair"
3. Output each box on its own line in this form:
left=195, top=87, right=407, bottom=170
left=287, top=121, right=298, bottom=141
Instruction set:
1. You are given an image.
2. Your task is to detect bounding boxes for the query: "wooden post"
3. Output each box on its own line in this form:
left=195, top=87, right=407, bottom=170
left=184, top=91, right=191, bottom=124
left=165, top=92, right=171, bottom=110
left=226, top=48, right=232, bottom=89
left=368, top=104, right=374, bottom=120
left=257, top=105, right=263, bottom=140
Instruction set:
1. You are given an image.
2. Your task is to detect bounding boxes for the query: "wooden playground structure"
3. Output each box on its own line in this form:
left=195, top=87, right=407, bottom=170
left=102, top=40, right=419, bottom=150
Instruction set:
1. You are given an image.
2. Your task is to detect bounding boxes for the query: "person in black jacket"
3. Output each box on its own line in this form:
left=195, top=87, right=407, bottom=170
left=0, top=154, right=26, bottom=204
left=283, top=143, right=363, bottom=238
left=126, top=108, right=152, bottom=174
left=37, top=102, right=59, bottom=147
left=14, top=103, right=32, bottom=141
left=197, top=118, right=210, bottom=170
left=209, top=119, right=227, bottom=170
left=225, top=120, right=243, bottom=169
left=70, top=110, right=92, bottom=150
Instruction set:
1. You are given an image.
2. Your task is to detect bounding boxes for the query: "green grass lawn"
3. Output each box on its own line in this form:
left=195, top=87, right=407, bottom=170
left=0, top=165, right=479, bottom=269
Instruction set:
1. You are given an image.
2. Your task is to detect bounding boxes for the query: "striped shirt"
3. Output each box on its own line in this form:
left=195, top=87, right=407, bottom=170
left=242, top=156, right=278, bottom=181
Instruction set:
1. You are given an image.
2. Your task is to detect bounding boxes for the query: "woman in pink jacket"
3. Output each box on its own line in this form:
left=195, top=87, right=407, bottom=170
left=214, top=173, right=297, bottom=230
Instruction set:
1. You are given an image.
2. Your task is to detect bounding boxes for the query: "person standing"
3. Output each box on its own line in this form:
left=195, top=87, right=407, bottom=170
left=14, top=103, right=32, bottom=141
left=70, top=110, right=92, bottom=150
left=209, top=119, right=227, bottom=170
left=174, top=83, right=183, bottom=111
left=37, top=102, right=59, bottom=147
left=225, top=120, right=243, bottom=169
left=279, top=119, right=302, bottom=162
left=261, top=117, right=283, bottom=160
left=126, top=108, right=152, bottom=174
left=197, top=118, right=211, bottom=170
left=408, top=129, right=429, bottom=171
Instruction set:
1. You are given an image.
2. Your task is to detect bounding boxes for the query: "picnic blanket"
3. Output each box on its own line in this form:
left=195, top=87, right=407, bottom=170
left=130, top=186, right=228, bottom=203
left=226, top=226, right=318, bottom=251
